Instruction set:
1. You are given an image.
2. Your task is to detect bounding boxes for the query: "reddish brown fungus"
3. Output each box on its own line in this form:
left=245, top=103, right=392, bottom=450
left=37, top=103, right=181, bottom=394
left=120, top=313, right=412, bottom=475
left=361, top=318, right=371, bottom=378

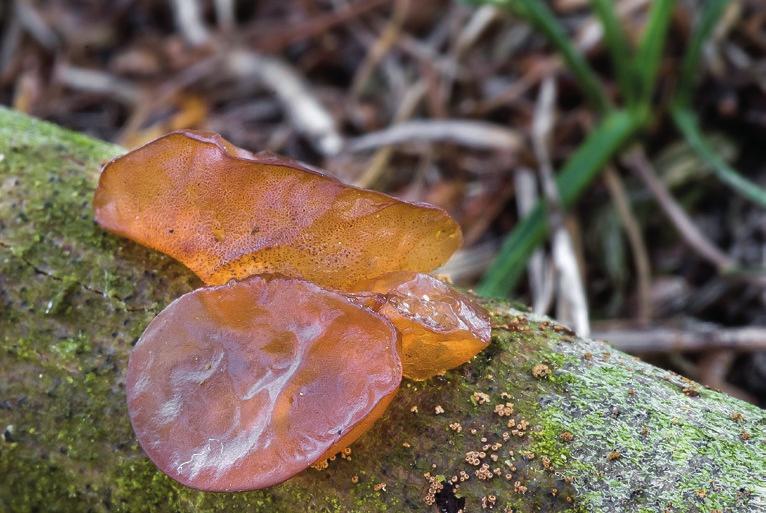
left=126, top=275, right=401, bottom=491
left=94, top=130, right=461, bottom=290
left=352, top=272, right=491, bottom=380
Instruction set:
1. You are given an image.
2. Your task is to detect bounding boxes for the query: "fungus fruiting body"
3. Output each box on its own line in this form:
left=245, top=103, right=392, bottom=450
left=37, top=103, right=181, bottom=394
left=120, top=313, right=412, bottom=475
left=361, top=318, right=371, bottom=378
left=352, top=272, right=491, bottom=380
left=126, top=275, right=401, bottom=491
left=94, top=130, right=461, bottom=290
left=100, top=131, right=493, bottom=492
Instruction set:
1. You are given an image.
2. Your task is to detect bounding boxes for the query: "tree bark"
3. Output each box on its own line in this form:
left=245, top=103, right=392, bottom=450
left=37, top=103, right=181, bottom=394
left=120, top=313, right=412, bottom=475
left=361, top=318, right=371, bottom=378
left=0, top=107, right=763, bottom=513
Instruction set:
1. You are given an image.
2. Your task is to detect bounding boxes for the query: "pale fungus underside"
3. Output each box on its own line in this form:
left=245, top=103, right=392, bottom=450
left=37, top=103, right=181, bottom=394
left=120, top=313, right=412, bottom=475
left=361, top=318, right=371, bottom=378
left=127, top=275, right=401, bottom=491
left=2, top=109, right=764, bottom=513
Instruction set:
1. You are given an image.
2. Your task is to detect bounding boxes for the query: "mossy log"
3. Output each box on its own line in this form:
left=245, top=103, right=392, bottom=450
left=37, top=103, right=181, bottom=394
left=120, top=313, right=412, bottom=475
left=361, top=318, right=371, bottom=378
left=0, top=107, right=764, bottom=513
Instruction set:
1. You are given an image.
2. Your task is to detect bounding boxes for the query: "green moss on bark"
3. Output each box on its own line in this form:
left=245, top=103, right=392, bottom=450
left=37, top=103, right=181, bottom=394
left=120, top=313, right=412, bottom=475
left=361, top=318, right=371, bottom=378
left=1, top=108, right=764, bottom=512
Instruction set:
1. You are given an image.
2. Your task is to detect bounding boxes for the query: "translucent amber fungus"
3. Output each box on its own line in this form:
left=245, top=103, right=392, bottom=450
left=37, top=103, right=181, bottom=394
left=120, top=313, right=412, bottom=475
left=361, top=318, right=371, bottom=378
left=126, top=275, right=401, bottom=491
left=94, top=130, right=462, bottom=290
left=353, top=272, right=491, bottom=380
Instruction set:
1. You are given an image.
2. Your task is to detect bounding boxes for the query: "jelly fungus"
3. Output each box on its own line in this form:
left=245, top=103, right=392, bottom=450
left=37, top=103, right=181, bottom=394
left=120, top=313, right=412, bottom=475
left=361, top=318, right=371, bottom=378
left=352, top=272, right=491, bottom=380
left=126, top=275, right=401, bottom=491
left=94, top=130, right=462, bottom=290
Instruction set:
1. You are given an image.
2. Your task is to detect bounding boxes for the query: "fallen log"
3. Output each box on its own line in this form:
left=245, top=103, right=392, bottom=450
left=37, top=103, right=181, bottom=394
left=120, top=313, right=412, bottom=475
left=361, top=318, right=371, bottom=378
left=0, top=107, right=763, bottom=513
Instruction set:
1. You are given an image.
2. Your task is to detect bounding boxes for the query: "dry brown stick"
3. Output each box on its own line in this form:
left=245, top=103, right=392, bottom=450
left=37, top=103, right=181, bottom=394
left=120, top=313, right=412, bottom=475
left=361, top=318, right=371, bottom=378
left=439, top=5, right=501, bottom=113
left=349, top=0, right=410, bottom=99
left=623, top=147, right=736, bottom=272
left=249, top=0, right=391, bottom=53
left=697, top=349, right=757, bottom=404
left=117, top=55, right=221, bottom=146
left=353, top=81, right=426, bottom=188
left=473, top=57, right=559, bottom=115
left=603, top=166, right=653, bottom=324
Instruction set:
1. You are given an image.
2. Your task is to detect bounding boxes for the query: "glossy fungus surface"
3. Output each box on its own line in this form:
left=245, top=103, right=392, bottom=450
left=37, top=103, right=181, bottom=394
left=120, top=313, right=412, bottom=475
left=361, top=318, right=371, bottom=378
left=353, top=272, right=491, bottom=380
left=126, top=275, right=401, bottom=491
left=94, top=130, right=462, bottom=290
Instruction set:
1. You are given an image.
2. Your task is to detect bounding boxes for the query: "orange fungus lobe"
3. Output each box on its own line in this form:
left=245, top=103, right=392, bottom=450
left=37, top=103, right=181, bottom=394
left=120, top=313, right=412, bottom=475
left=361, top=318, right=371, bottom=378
left=352, top=272, right=491, bottom=381
left=94, top=130, right=462, bottom=290
left=126, top=275, right=401, bottom=491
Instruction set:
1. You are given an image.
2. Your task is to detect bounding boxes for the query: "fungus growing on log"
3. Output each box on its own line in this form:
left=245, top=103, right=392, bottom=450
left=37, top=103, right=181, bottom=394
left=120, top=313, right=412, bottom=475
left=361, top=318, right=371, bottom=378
left=94, top=130, right=461, bottom=290
left=126, top=275, right=401, bottom=491
left=352, top=272, right=491, bottom=380
left=97, top=131, right=492, bottom=491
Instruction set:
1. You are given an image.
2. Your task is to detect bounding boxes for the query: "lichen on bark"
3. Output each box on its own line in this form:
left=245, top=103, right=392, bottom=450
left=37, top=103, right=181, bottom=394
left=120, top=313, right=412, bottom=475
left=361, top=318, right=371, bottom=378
left=1, top=107, right=764, bottom=513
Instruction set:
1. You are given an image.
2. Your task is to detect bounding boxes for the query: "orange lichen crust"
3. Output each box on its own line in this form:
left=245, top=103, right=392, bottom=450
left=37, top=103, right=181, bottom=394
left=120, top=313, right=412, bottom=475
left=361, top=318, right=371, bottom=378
left=126, top=275, right=401, bottom=491
left=352, top=272, right=491, bottom=380
left=94, top=130, right=462, bottom=290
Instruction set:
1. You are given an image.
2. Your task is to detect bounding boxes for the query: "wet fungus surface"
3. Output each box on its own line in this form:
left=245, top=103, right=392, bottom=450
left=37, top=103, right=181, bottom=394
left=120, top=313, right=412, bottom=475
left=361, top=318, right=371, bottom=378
left=94, top=130, right=461, bottom=290
left=98, top=131, right=492, bottom=492
left=352, top=272, right=491, bottom=380
left=126, top=275, right=401, bottom=491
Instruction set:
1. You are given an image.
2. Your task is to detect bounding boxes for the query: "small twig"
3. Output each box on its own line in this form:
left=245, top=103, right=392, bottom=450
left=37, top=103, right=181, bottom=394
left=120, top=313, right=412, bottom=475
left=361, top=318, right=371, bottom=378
left=349, top=0, right=410, bottom=99
left=603, top=166, right=653, bottom=324
left=117, top=55, right=220, bottom=145
left=697, top=349, right=756, bottom=403
left=439, top=5, right=501, bottom=111
left=170, top=0, right=211, bottom=47
left=462, top=175, right=517, bottom=246
left=533, top=77, right=590, bottom=336
left=15, top=0, right=59, bottom=50
left=514, top=167, right=554, bottom=315
left=353, top=80, right=426, bottom=188
left=55, top=63, right=142, bottom=105
left=594, top=322, right=766, bottom=354
left=473, top=57, right=558, bottom=115
left=214, top=0, right=235, bottom=31
left=623, top=146, right=735, bottom=272
left=344, top=119, right=522, bottom=153
left=226, top=49, right=343, bottom=156
left=454, top=5, right=501, bottom=56
left=249, top=0, right=390, bottom=53
left=436, top=241, right=499, bottom=284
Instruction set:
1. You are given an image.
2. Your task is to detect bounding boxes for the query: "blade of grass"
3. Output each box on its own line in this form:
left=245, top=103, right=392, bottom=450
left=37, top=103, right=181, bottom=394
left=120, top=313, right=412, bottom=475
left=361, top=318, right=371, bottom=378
left=590, top=0, right=635, bottom=103
left=488, top=0, right=610, bottom=113
left=633, top=0, right=676, bottom=111
left=478, top=110, right=639, bottom=297
left=675, top=0, right=730, bottom=106
left=671, top=107, right=766, bottom=208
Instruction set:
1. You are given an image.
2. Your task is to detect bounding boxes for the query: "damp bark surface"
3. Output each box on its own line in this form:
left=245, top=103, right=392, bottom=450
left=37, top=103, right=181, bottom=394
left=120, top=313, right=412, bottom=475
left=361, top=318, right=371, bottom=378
left=0, top=107, right=764, bottom=513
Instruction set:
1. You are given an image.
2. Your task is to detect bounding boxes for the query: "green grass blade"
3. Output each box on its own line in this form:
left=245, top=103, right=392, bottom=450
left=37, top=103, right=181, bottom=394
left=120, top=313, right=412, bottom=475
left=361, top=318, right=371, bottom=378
left=489, top=0, right=610, bottom=113
left=633, top=0, right=676, bottom=109
left=478, top=110, right=639, bottom=297
left=590, top=0, right=635, bottom=103
left=672, top=107, right=766, bottom=208
left=675, top=0, right=730, bottom=106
